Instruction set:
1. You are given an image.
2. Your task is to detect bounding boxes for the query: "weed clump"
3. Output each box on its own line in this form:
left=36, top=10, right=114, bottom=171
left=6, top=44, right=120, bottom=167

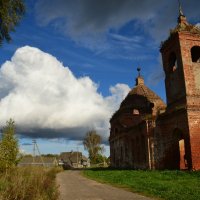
left=0, top=166, right=60, bottom=200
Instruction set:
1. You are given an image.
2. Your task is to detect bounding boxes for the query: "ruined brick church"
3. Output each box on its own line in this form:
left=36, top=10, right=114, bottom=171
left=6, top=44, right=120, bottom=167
left=109, top=5, right=200, bottom=170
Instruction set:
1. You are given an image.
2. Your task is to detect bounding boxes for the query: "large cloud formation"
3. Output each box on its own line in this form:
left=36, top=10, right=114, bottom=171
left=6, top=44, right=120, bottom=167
left=35, top=0, right=200, bottom=50
left=0, top=46, right=130, bottom=141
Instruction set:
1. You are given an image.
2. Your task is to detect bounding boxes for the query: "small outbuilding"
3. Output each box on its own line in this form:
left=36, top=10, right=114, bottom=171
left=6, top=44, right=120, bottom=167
left=59, top=152, right=90, bottom=168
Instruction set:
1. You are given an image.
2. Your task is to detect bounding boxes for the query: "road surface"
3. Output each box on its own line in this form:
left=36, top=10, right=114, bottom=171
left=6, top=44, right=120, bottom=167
left=56, top=170, right=153, bottom=200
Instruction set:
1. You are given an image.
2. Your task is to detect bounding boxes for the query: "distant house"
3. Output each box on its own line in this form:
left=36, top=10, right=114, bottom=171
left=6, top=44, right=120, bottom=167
left=59, top=152, right=90, bottom=168
left=18, top=156, right=58, bottom=167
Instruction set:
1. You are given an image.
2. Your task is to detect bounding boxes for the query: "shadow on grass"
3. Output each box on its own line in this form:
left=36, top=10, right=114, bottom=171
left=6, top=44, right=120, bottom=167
left=81, top=168, right=200, bottom=200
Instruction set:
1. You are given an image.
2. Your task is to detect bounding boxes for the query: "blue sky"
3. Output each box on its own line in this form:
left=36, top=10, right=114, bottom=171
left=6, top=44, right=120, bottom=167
left=0, top=0, right=199, bottom=156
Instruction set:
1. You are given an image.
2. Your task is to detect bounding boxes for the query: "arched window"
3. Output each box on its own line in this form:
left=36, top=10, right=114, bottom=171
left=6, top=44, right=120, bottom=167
left=169, top=52, right=178, bottom=72
left=133, top=109, right=139, bottom=115
left=191, top=46, right=200, bottom=63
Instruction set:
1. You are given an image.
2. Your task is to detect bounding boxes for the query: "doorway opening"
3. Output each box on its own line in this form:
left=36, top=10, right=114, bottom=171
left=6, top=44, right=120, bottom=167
left=173, top=129, right=188, bottom=170
left=179, top=139, right=187, bottom=169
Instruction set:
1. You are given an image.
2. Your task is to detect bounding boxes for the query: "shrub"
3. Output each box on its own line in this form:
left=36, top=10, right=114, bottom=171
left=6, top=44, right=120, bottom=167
left=0, top=119, right=19, bottom=173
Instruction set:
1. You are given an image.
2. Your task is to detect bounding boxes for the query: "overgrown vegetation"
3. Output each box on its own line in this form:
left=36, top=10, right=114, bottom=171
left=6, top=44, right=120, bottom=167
left=0, top=119, right=20, bottom=173
left=83, top=169, right=200, bottom=200
left=0, top=120, right=60, bottom=199
left=0, top=166, right=60, bottom=200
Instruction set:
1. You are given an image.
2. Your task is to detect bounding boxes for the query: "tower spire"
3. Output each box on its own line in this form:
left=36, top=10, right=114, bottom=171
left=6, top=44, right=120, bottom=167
left=177, top=0, right=187, bottom=25
left=135, top=67, right=144, bottom=86
left=137, top=67, right=141, bottom=77
left=178, top=0, right=184, bottom=17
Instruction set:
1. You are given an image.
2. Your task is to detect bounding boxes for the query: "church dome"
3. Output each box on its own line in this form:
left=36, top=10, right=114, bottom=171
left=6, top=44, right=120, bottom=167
left=119, top=71, right=166, bottom=116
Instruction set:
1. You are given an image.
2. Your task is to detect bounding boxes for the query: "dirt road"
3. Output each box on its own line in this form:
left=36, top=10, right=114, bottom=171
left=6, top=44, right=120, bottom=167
left=56, top=170, right=152, bottom=200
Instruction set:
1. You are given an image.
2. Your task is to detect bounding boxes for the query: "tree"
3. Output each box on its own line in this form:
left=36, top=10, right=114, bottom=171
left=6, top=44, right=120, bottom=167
left=0, top=119, right=19, bottom=172
left=0, top=0, right=25, bottom=45
left=83, top=130, right=103, bottom=164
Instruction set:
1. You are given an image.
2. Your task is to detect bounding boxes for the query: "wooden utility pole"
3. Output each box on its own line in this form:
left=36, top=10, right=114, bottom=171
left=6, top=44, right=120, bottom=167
left=77, top=146, right=79, bottom=168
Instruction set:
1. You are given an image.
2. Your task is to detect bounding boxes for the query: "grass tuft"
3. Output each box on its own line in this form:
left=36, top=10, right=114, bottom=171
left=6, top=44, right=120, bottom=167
left=0, top=166, right=61, bottom=200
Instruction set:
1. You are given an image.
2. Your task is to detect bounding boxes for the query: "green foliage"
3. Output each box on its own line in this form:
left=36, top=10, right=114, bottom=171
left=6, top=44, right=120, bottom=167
left=94, top=154, right=105, bottom=164
left=92, top=154, right=109, bottom=166
left=84, top=169, right=200, bottom=200
left=0, top=166, right=60, bottom=200
left=83, top=130, right=104, bottom=164
left=0, top=119, right=19, bottom=172
left=0, top=0, right=25, bottom=45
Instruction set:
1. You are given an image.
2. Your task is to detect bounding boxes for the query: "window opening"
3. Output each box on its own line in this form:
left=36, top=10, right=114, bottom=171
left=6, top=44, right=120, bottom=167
left=169, top=52, right=178, bottom=72
left=191, top=46, right=200, bottom=62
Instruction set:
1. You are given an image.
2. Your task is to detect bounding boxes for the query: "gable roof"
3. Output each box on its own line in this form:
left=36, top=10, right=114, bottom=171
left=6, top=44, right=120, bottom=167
left=60, top=152, right=88, bottom=163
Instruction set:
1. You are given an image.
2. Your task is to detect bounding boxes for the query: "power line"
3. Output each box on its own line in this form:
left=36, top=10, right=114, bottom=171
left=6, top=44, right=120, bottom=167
left=32, top=139, right=45, bottom=166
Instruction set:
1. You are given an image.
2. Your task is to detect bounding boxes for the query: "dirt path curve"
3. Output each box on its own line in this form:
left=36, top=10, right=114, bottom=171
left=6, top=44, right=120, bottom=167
left=56, top=170, right=153, bottom=200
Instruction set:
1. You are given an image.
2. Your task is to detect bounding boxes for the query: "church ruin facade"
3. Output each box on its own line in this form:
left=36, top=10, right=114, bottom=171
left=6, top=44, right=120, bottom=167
left=109, top=6, right=200, bottom=170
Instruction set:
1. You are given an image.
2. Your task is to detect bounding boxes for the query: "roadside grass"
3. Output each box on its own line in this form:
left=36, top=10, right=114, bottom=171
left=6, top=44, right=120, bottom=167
left=0, top=166, right=61, bottom=200
left=83, top=169, right=200, bottom=200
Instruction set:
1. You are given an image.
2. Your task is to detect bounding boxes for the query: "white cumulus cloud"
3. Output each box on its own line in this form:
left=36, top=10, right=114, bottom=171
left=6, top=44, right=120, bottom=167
left=0, top=46, right=130, bottom=141
left=106, top=83, right=130, bottom=111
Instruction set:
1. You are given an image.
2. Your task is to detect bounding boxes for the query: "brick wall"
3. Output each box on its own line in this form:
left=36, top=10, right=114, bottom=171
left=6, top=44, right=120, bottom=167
left=155, top=109, right=191, bottom=169
left=160, top=30, right=200, bottom=170
left=187, top=111, right=200, bottom=170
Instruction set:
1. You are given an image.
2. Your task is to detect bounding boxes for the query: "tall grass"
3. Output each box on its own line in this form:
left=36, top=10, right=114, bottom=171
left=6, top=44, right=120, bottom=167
left=0, top=166, right=60, bottom=200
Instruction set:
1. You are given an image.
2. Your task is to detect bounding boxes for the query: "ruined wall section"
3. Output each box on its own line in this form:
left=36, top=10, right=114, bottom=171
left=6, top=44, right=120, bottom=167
left=155, top=109, right=191, bottom=170
left=179, top=33, right=200, bottom=98
left=187, top=110, right=200, bottom=169
left=161, top=33, right=187, bottom=109
left=110, top=118, right=154, bottom=169
left=179, top=32, right=200, bottom=169
left=127, top=121, right=149, bottom=169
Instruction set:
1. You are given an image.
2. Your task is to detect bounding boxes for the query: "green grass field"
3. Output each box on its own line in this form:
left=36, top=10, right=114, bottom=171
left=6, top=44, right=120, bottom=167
left=83, top=169, right=200, bottom=200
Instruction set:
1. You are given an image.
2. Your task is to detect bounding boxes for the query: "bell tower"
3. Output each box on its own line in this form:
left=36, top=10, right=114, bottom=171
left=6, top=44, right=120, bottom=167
left=161, top=2, right=200, bottom=109
left=160, top=1, right=200, bottom=170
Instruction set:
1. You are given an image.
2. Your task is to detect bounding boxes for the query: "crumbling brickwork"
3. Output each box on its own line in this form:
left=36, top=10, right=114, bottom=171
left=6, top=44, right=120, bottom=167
left=158, top=13, right=200, bottom=170
left=109, top=74, right=166, bottom=169
left=109, top=10, right=200, bottom=170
